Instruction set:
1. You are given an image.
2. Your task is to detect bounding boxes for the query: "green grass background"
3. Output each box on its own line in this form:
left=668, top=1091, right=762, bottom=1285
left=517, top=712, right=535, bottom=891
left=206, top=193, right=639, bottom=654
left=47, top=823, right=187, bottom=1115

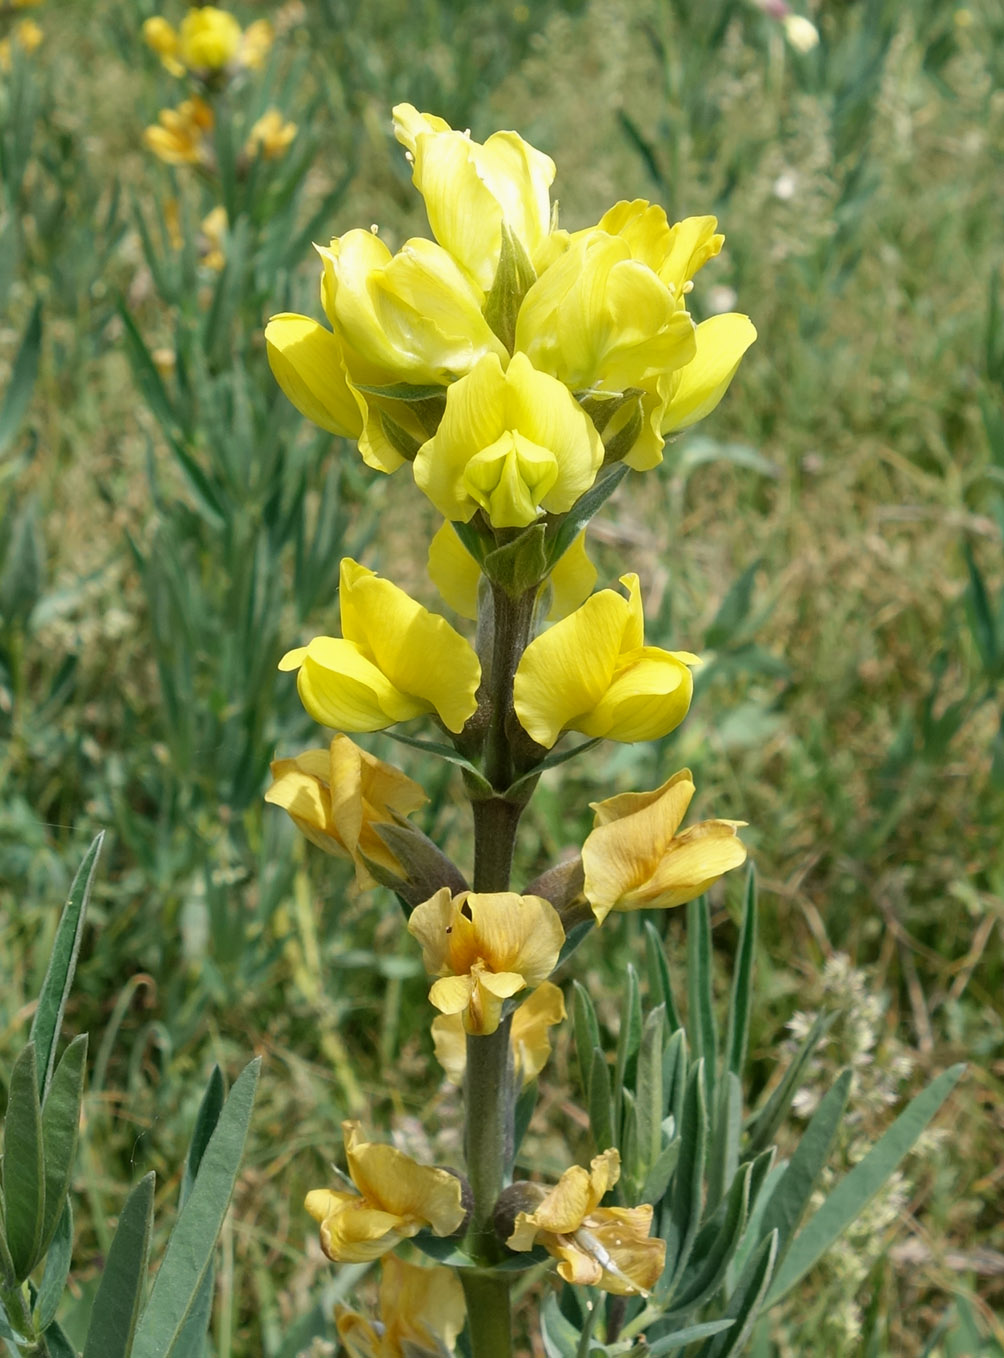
left=1, top=0, right=1002, bottom=1352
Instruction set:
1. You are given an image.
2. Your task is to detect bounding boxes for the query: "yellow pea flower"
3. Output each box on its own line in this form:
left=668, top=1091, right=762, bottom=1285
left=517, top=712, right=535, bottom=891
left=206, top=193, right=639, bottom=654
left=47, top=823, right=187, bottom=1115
left=142, top=97, right=214, bottom=167
left=335, top=1255, right=465, bottom=1358
left=304, top=1121, right=466, bottom=1263
left=513, top=573, right=699, bottom=749
left=503, top=1148, right=665, bottom=1295
left=244, top=108, right=297, bottom=161
left=581, top=768, right=748, bottom=924
left=393, top=103, right=556, bottom=292
left=317, top=228, right=507, bottom=385
left=515, top=225, right=697, bottom=393
left=414, top=352, right=603, bottom=528
left=660, top=312, right=758, bottom=436
left=428, top=522, right=596, bottom=622
left=177, top=5, right=242, bottom=71
left=431, top=980, right=566, bottom=1087
left=408, top=889, right=564, bottom=1035
left=264, top=735, right=426, bottom=889
left=265, top=313, right=365, bottom=442
left=279, top=559, right=481, bottom=735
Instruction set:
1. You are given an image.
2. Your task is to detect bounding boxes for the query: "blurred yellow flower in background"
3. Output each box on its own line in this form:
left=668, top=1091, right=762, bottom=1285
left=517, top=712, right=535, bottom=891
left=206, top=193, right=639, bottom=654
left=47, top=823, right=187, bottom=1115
left=582, top=768, right=747, bottom=924
left=244, top=107, right=297, bottom=160
left=305, top=1121, right=466, bottom=1263
left=143, top=7, right=272, bottom=79
left=0, top=17, right=43, bottom=70
left=143, top=96, right=214, bottom=166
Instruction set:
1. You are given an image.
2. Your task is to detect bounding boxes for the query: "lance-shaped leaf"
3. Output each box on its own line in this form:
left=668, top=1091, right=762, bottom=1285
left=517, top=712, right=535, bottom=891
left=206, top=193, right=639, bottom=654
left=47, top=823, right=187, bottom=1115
left=766, top=1063, right=965, bottom=1307
left=40, top=1033, right=88, bottom=1254
left=82, top=1172, right=155, bottom=1358
left=645, top=920, right=682, bottom=1032
left=571, top=980, right=601, bottom=1106
left=724, top=868, right=757, bottom=1080
left=635, top=1005, right=668, bottom=1177
left=588, top=1047, right=615, bottom=1154
left=664, top=1157, right=753, bottom=1315
left=613, top=964, right=642, bottom=1134
left=35, top=1199, right=73, bottom=1332
left=757, top=1069, right=853, bottom=1270
left=661, top=1060, right=708, bottom=1290
left=687, top=898, right=718, bottom=1114
left=30, top=831, right=103, bottom=1100
left=745, top=1011, right=837, bottom=1159
left=131, top=1058, right=260, bottom=1358
left=3, top=1043, right=45, bottom=1281
left=696, top=1229, right=778, bottom=1358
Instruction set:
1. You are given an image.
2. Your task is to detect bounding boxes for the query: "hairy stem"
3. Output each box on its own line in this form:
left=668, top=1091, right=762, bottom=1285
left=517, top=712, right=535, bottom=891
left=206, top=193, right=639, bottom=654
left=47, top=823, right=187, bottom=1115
left=460, top=582, right=540, bottom=1355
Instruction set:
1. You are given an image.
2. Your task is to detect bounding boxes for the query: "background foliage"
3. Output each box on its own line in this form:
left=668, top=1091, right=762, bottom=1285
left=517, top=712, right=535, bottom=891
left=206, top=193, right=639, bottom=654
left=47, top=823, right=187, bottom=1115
left=0, top=0, right=1001, bottom=1352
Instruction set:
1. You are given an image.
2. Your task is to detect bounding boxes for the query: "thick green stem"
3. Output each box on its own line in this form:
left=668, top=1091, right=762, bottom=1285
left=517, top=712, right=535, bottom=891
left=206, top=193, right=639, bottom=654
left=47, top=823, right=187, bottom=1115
left=459, top=583, right=540, bottom=1355
left=461, top=1270, right=519, bottom=1358
left=464, top=1012, right=514, bottom=1257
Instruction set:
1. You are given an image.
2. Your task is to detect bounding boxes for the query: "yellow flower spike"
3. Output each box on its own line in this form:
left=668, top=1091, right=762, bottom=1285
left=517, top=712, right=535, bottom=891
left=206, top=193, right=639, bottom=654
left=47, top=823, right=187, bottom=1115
left=431, top=979, right=566, bottom=1087
left=414, top=352, right=604, bottom=528
left=428, top=522, right=596, bottom=622
left=503, top=1148, right=666, bottom=1295
left=177, top=5, right=242, bottom=71
left=245, top=108, right=297, bottom=161
left=513, top=572, right=699, bottom=749
left=581, top=768, right=748, bottom=924
left=393, top=103, right=556, bottom=292
left=661, top=312, right=758, bottom=435
left=305, top=1121, right=467, bottom=1263
left=335, top=1255, right=466, bottom=1358
left=264, top=735, right=426, bottom=889
left=265, top=313, right=365, bottom=442
left=408, top=889, right=564, bottom=1035
left=279, top=559, right=481, bottom=735
left=316, top=229, right=507, bottom=386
